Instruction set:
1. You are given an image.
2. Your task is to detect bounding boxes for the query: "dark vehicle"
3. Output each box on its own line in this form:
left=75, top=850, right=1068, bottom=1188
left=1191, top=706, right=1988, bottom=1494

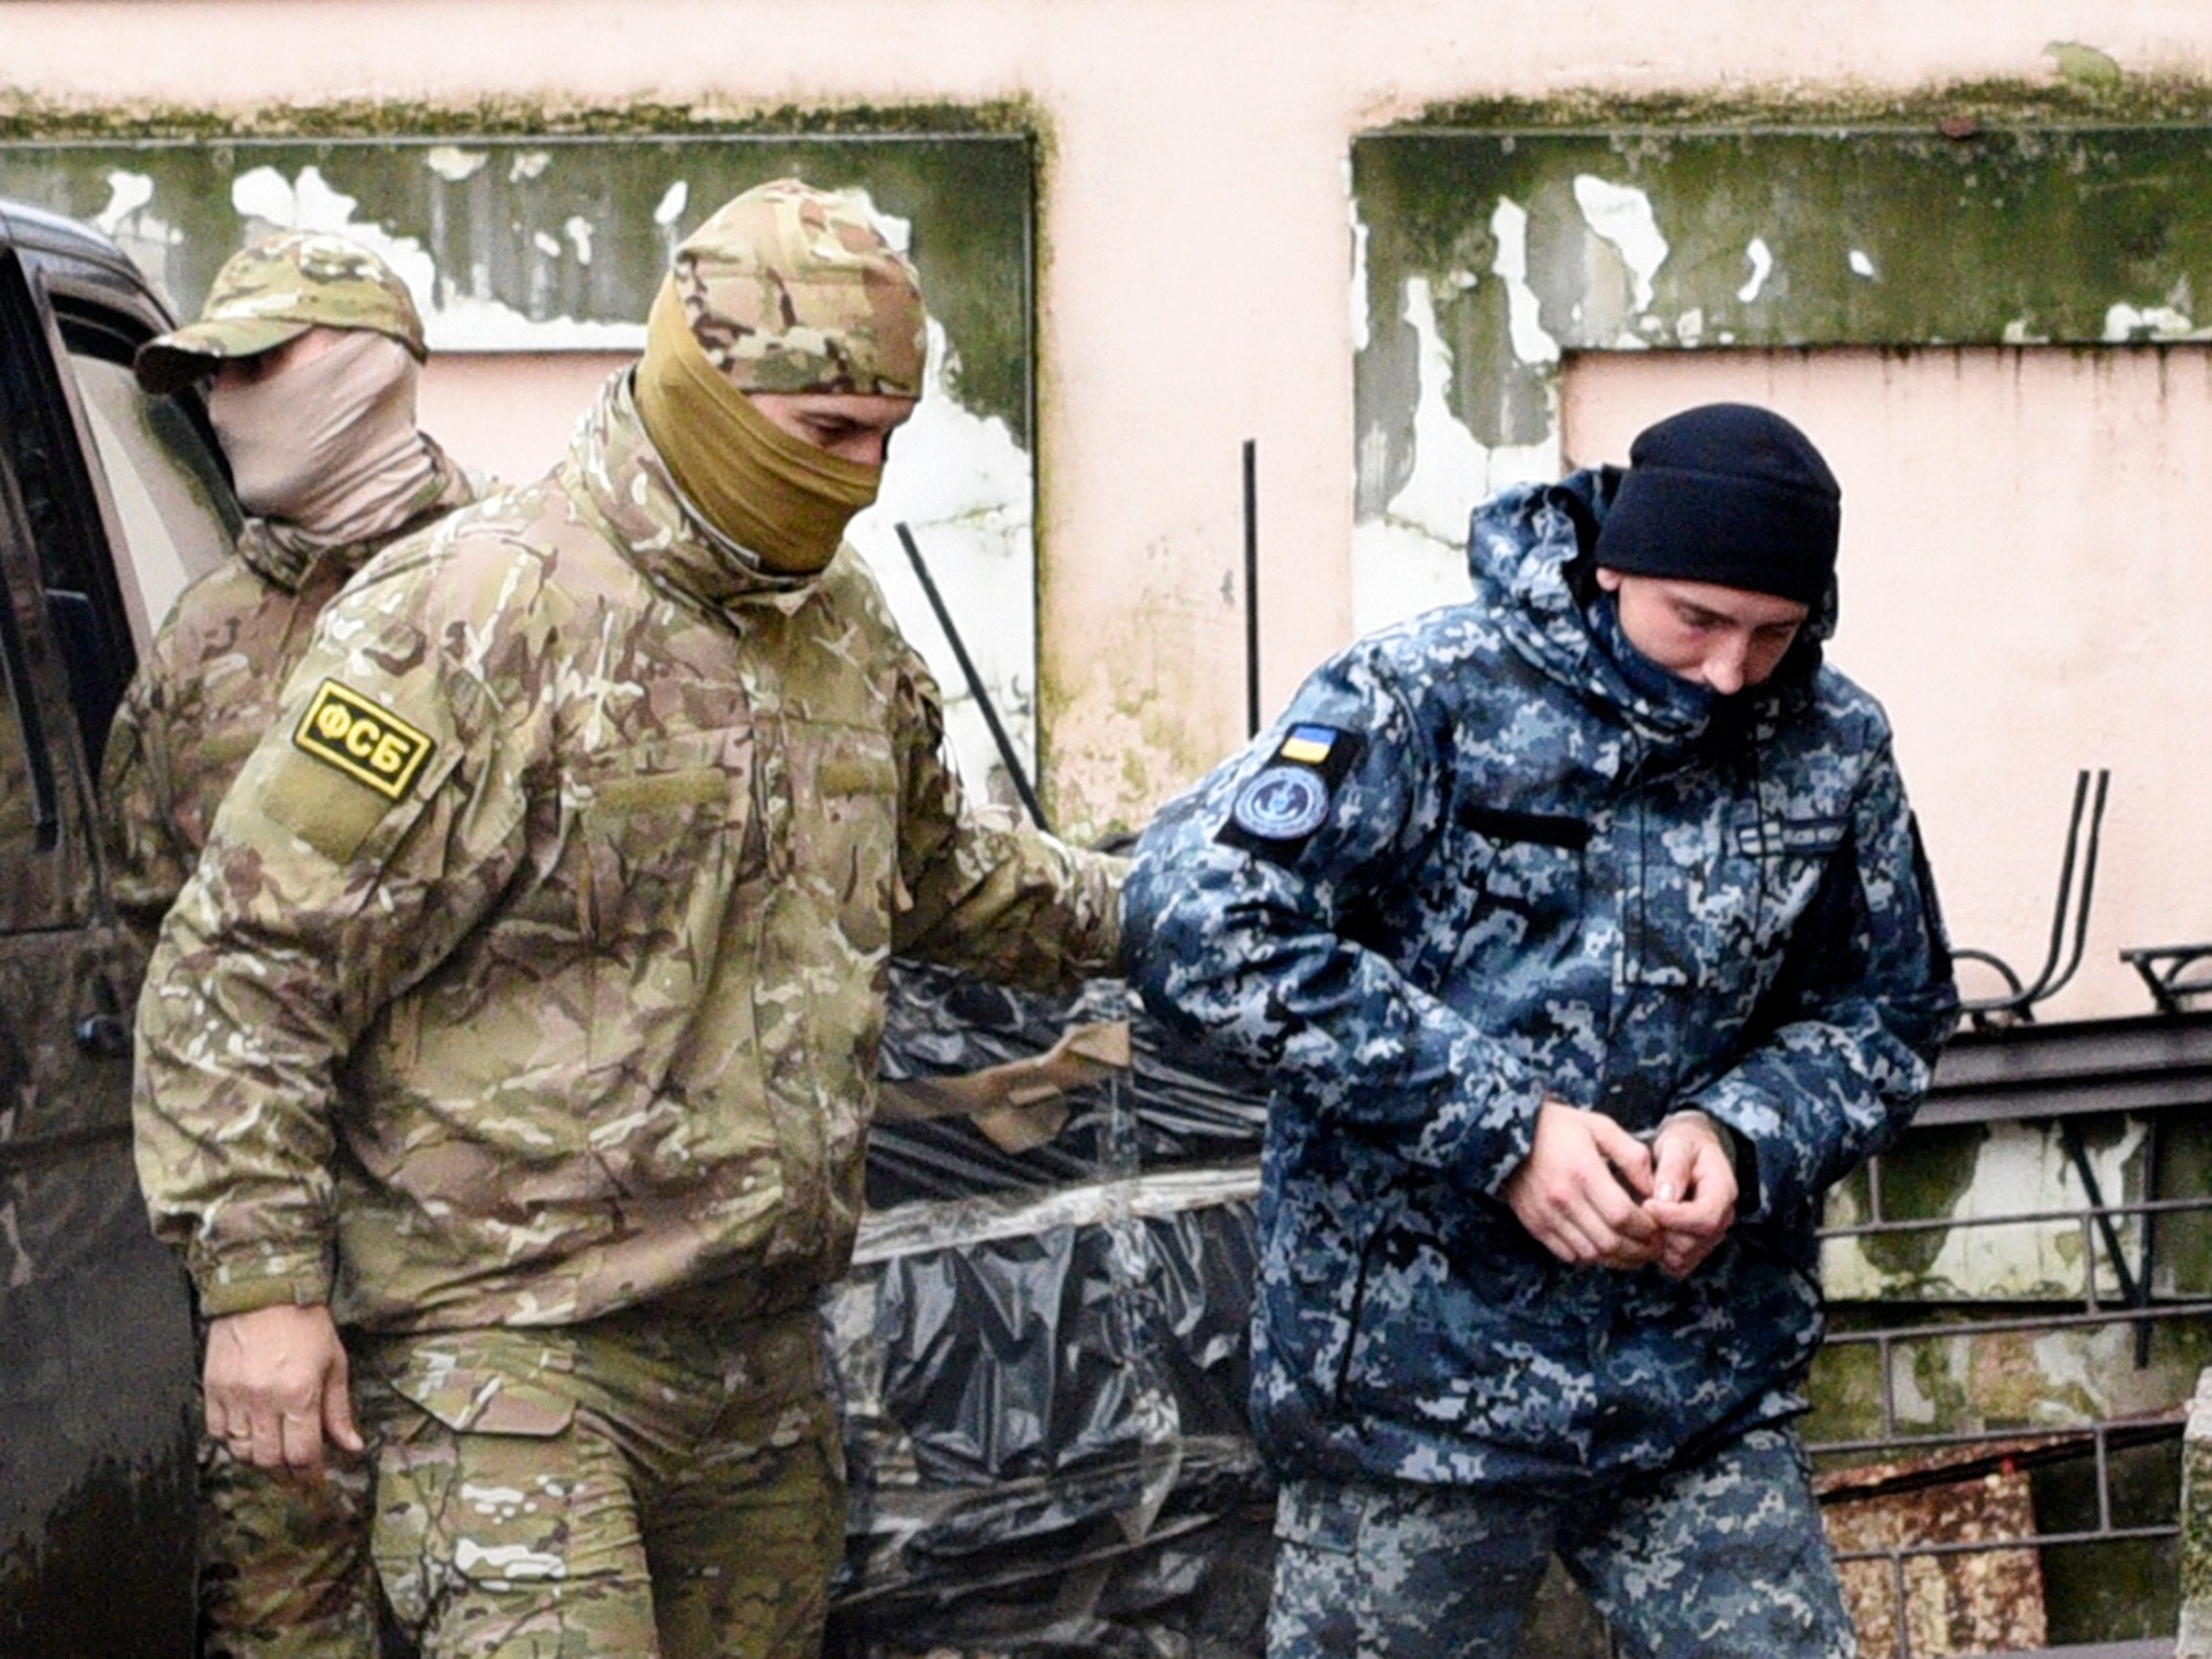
left=0, top=197, right=239, bottom=1659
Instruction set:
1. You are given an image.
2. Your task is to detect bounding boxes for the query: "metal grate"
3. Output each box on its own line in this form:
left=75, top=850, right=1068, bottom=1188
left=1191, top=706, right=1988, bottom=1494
left=1806, top=1177, right=2212, bottom=1658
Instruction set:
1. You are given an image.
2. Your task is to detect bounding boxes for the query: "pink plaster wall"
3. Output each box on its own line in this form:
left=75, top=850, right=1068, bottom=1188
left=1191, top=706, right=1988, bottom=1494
left=11, top=0, right=2212, bottom=899
left=1565, top=348, right=2212, bottom=1021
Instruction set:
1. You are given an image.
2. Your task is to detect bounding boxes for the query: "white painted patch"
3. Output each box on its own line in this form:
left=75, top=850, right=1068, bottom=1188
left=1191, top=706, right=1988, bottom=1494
left=227, top=166, right=453, bottom=343
left=1848, top=248, right=1878, bottom=280
left=1348, top=163, right=1370, bottom=353
left=509, top=151, right=552, bottom=183
left=89, top=170, right=186, bottom=301
left=1490, top=199, right=1560, bottom=367
left=564, top=216, right=594, bottom=265
left=652, top=182, right=690, bottom=227
left=454, top=1539, right=565, bottom=1579
left=424, top=148, right=488, bottom=184
left=1676, top=307, right=1704, bottom=346
left=2103, top=302, right=2209, bottom=341
left=1737, top=237, right=1773, bottom=304
left=2003, top=317, right=2049, bottom=345
left=1352, top=274, right=1558, bottom=636
left=422, top=294, right=643, bottom=352
left=1571, top=174, right=1667, bottom=314
left=92, top=170, right=154, bottom=232
left=1823, top=1118, right=2149, bottom=1300
left=847, top=313, right=1040, bottom=796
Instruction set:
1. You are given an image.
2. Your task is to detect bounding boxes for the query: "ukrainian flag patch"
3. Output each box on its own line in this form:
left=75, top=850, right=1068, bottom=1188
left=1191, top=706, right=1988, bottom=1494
left=1215, top=722, right=1361, bottom=867
left=292, top=679, right=435, bottom=801
left=1278, top=724, right=1338, bottom=765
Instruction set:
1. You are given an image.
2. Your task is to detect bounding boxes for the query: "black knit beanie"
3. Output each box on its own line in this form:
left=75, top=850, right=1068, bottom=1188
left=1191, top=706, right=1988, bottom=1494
left=1592, top=403, right=1840, bottom=606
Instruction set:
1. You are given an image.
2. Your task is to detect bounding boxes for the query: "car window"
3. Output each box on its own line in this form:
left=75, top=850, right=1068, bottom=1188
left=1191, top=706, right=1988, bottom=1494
left=0, top=474, right=71, bottom=932
left=0, top=601, right=51, bottom=929
left=63, top=352, right=236, bottom=653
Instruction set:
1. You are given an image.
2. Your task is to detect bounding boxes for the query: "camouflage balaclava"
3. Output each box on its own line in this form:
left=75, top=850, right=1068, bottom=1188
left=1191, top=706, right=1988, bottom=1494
left=633, top=178, right=926, bottom=580
left=134, top=231, right=428, bottom=396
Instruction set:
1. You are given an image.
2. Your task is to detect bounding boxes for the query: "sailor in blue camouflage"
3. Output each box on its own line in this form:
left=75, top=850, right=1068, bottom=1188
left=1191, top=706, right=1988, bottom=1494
left=1124, top=403, right=1957, bottom=1658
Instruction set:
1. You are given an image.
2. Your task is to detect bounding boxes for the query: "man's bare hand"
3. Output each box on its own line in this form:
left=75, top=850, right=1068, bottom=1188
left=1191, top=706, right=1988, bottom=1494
left=1502, top=1099, right=1662, bottom=1269
left=1644, top=1110, right=1740, bottom=1279
left=203, top=1304, right=363, bottom=1478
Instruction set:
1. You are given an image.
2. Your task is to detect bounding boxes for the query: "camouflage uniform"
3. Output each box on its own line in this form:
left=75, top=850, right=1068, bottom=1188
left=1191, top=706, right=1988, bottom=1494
left=103, top=473, right=474, bottom=963
left=106, top=233, right=479, bottom=1659
left=133, top=183, right=1122, bottom=1659
left=133, top=230, right=432, bottom=396
left=1124, top=466, right=1956, bottom=1656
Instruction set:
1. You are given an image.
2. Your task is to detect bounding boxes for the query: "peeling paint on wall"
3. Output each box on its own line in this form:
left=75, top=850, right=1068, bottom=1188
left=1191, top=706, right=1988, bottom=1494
left=1353, top=272, right=1557, bottom=632
left=1351, top=120, right=2212, bottom=629
left=1825, top=1119, right=2151, bottom=1301
left=0, top=131, right=1046, bottom=797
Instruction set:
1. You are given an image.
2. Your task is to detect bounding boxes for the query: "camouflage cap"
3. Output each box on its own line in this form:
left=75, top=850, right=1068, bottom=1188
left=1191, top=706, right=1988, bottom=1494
left=135, top=231, right=428, bottom=396
left=671, top=178, right=925, bottom=398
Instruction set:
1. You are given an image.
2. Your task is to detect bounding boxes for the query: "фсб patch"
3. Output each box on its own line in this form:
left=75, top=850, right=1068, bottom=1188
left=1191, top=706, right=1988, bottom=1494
left=1217, top=723, right=1362, bottom=866
left=292, top=678, right=435, bottom=801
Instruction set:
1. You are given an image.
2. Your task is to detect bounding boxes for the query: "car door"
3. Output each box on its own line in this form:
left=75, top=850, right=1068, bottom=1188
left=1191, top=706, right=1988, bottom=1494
left=0, top=208, right=233, bottom=1659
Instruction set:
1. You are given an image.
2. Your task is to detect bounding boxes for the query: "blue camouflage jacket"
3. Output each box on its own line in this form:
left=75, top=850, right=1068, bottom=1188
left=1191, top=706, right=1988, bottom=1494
left=1124, top=470, right=1957, bottom=1491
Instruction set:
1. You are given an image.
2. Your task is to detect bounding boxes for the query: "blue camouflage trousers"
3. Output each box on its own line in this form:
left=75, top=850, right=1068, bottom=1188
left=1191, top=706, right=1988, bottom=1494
left=1266, top=1425, right=1853, bottom=1659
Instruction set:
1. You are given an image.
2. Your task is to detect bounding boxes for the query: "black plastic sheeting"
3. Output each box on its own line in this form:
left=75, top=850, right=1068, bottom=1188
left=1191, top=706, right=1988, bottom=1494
left=825, top=962, right=1276, bottom=1658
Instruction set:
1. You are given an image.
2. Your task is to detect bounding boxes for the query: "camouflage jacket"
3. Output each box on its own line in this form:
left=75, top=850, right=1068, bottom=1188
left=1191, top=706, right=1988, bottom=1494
left=133, top=372, right=1123, bottom=1333
left=1125, top=470, right=1956, bottom=1492
left=101, top=440, right=478, bottom=962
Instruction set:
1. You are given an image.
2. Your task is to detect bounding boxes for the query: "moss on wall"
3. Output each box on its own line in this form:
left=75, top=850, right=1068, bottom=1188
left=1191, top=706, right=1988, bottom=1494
left=0, top=128, right=1037, bottom=444
left=1351, top=78, right=2212, bottom=567
left=0, top=93, right=1036, bottom=143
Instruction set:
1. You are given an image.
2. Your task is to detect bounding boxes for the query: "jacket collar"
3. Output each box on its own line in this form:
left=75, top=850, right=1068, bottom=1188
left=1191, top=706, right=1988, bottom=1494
left=235, top=436, right=477, bottom=593
left=1467, top=468, right=1826, bottom=746
left=563, top=368, right=833, bottom=618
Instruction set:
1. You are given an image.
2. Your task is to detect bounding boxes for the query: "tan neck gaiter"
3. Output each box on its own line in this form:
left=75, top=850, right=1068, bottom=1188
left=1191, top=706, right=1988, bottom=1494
left=632, top=279, right=884, bottom=577
left=206, top=330, right=440, bottom=545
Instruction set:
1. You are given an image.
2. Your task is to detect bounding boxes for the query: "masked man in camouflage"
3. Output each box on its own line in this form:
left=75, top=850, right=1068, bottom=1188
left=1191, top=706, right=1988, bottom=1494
left=104, top=230, right=482, bottom=1659
left=1125, top=404, right=1957, bottom=1659
left=132, top=180, right=1123, bottom=1659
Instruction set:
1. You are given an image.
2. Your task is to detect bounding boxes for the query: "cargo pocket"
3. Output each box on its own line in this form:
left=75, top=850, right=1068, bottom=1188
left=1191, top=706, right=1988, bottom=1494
left=365, top=1340, right=600, bottom=1613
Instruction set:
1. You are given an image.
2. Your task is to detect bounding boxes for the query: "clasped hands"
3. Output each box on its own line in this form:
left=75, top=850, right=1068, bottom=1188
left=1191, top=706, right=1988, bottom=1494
left=1501, top=1098, right=1738, bottom=1279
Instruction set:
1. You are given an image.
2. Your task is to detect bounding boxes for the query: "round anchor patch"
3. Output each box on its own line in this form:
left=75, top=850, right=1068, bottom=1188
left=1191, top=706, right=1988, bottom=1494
left=1232, top=764, right=1334, bottom=841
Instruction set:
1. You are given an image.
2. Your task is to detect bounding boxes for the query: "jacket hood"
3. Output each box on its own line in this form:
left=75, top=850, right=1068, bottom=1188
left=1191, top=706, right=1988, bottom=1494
left=1466, top=466, right=1835, bottom=740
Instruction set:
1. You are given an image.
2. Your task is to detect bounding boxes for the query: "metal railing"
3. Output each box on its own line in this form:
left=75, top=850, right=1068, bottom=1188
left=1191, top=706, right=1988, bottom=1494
left=1805, top=1174, right=2212, bottom=1657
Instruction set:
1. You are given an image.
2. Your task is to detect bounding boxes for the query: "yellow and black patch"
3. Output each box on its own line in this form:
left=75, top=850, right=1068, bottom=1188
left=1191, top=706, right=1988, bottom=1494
left=291, top=678, right=435, bottom=801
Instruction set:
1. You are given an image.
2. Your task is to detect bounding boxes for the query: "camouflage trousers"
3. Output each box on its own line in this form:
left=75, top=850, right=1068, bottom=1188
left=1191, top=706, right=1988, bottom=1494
left=198, top=1433, right=380, bottom=1658
left=1266, top=1425, right=1853, bottom=1659
left=350, top=1304, right=844, bottom=1659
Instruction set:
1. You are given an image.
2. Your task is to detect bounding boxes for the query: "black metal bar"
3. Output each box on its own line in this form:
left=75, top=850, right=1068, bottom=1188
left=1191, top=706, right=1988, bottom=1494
left=2119, top=943, right=2212, bottom=1014
left=1959, top=768, right=2110, bottom=1028
left=2042, top=769, right=2111, bottom=1004
left=894, top=521, right=1050, bottom=835
left=1820, top=1192, right=2212, bottom=1240
left=2139, top=1114, right=2165, bottom=1367
left=1809, top=1412, right=2184, bottom=1464
left=1243, top=439, right=1261, bottom=740
left=1831, top=1522, right=2179, bottom=1563
left=2059, top=1117, right=2150, bottom=1350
